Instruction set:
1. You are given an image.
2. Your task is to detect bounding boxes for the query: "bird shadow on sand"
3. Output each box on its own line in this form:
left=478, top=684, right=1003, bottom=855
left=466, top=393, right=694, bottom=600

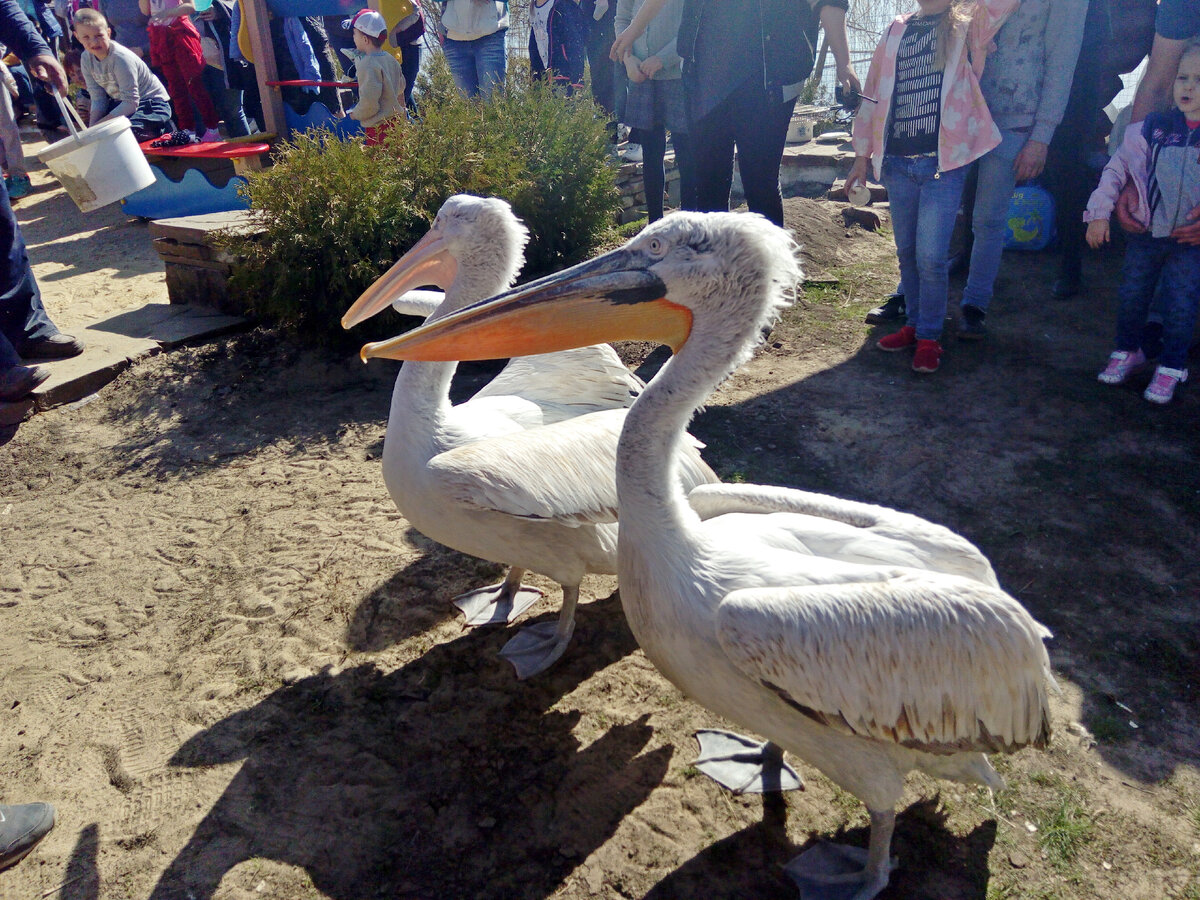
left=343, top=535, right=507, bottom=652
left=148, top=609, right=663, bottom=900
left=644, top=795, right=995, bottom=900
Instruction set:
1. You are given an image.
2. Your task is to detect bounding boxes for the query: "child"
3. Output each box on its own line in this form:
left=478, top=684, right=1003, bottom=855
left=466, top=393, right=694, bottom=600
left=614, top=0, right=689, bottom=222
left=528, top=0, right=587, bottom=95
left=139, top=0, right=221, bottom=141
left=845, top=0, right=1016, bottom=374
left=0, top=60, right=29, bottom=198
left=345, top=10, right=404, bottom=146
left=74, top=8, right=173, bottom=140
left=1085, top=40, right=1200, bottom=405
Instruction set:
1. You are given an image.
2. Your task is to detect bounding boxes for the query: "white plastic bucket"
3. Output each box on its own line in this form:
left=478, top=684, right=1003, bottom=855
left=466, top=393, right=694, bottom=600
left=786, top=118, right=814, bottom=144
left=37, top=92, right=156, bottom=213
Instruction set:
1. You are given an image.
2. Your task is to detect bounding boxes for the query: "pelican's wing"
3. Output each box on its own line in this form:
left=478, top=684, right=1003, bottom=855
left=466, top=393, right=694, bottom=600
left=429, top=409, right=715, bottom=525
left=689, top=483, right=997, bottom=587
left=428, top=411, right=625, bottom=526
left=390, top=290, right=446, bottom=318
left=716, top=573, right=1053, bottom=754
left=471, top=345, right=643, bottom=422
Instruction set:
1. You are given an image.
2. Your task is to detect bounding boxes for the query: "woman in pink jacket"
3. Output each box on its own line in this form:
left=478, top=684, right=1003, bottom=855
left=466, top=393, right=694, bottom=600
left=845, top=0, right=1017, bottom=373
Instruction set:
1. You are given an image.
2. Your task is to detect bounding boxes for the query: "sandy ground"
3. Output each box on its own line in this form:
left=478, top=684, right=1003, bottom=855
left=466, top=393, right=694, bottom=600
left=16, top=130, right=167, bottom=330
left=0, top=174, right=1198, bottom=900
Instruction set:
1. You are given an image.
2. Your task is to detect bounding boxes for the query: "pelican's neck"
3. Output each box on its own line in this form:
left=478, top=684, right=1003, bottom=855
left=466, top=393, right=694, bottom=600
left=387, top=282, right=484, bottom=443
left=617, top=332, right=734, bottom=537
left=391, top=358, right=455, bottom=428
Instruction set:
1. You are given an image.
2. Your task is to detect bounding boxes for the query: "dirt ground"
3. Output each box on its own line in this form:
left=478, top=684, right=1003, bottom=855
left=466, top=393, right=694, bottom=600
left=1, top=190, right=1198, bottom=900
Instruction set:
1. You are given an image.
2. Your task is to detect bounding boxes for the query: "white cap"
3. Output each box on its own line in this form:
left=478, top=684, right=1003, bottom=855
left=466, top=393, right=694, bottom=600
left=344, top=9, right=388, bottom=38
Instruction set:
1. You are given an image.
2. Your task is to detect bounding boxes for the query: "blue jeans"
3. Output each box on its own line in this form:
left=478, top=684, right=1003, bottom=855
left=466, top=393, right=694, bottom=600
left=95, top=95, right=174, bottom=141
left=401, top=43, right=421, bottom=112
left=961, top=126, right=1027, bottom=312
left=881, top=154, right=968, bottom=341
left=443, top=29, right=507, bottom=99
left=0, top=180, right=56, bottom=369
left=1114, top=233, right=1200, bottom=370
left=200, top=68, right=251, bottom=138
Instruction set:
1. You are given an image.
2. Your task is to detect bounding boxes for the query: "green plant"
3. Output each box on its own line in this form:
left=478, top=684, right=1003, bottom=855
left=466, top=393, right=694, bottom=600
left=1037, top=788, right=1095, bottom=868
left=220, top=55, right=618, bottom=344
left=221, top=130, right=425, bottom=345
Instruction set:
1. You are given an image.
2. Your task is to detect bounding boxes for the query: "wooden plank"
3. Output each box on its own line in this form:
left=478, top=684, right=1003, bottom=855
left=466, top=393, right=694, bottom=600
left=162, top=256, right=233, bottom=274
left=149, top=210, right=263, bottom=243
left=153, top=237, right=216, bottom=262
left=243, top=0, right=288, bottom=138
left=231, top=155, right=264, bottom=177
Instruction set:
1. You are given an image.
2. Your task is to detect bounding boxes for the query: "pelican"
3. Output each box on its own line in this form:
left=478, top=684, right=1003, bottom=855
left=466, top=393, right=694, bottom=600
left=362, top=211, right=1054, bottom=899
left=343, top=195, right=718, bottom=678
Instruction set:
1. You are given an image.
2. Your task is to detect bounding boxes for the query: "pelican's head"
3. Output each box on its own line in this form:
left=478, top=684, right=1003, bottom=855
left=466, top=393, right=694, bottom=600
left=358, top=211, right=802, bottom=366
left=341, top=194, right=530, bottom=330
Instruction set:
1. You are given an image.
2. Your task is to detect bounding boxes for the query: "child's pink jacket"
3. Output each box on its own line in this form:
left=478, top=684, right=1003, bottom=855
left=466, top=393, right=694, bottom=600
left=851, top=0, right=1020, bottom=180
left=1083, top=123, right=1150, bottom=230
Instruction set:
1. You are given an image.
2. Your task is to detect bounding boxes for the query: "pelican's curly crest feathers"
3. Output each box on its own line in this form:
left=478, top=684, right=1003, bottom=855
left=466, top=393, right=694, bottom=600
left=433, top=195, right=531, bottom=299
left=637, top=212, right=803, bottom=386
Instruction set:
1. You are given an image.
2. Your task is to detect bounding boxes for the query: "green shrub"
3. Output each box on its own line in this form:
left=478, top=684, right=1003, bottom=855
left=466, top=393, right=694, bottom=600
left=220, top=55, right=618, bottom=345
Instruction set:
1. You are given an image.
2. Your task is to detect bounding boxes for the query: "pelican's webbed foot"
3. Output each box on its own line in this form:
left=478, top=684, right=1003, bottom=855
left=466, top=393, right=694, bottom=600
left=453, top=567, right=543, bottom=626
left=692, top=730, right=803, bottom=794
left=785, top=811, right=897, bottom=900
left=499, top=618, right=576, bottom=680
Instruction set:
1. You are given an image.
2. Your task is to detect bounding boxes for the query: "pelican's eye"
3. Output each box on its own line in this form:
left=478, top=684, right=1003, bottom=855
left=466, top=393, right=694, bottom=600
left=646, top=237, right=667, bottom=257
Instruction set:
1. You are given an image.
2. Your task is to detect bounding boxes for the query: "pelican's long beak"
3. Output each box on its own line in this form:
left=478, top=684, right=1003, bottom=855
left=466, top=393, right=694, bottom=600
left=359, top=248, right=691, bottom=362
left=341, top=227, right=458, bottom=330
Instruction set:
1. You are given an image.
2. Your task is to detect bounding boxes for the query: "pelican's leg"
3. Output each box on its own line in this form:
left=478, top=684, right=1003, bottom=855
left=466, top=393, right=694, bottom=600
left=453, top=567, right=544, bottom=626
left=499, top=583, right=579, bottom=680
left=785, top=809, right=896, bottom=900
left=691, top=731, right=803, bottom=793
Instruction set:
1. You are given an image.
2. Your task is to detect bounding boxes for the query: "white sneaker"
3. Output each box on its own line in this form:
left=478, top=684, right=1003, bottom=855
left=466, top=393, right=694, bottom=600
left=623, top=143, right=642, bottom=163
left=1143, top=365, right=1187, bottom=404
left=1097, top=348, right=1147, bottom=385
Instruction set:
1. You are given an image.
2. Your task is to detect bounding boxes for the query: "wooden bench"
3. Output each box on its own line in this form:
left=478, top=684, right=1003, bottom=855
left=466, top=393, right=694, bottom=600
left=121, top=137, right=274, bottom=220
left=139, top=136, right=274, bottom=177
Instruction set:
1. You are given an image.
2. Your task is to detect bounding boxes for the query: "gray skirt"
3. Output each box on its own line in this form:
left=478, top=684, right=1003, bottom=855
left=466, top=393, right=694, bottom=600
left=622, top=75, right=688, bottom=133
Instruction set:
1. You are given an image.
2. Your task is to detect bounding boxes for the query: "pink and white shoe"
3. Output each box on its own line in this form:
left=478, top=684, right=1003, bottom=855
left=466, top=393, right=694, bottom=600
left=1143, top=365, right=1187, bottom=404
left=1097, top=349, right=1146, bottom=385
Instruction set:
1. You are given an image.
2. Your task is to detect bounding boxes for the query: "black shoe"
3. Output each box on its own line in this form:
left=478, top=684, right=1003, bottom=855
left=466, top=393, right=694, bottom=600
left=1141, top=321, right=1165, bottom=360
left=1051, top=274, right=1081, bottom=299
left=0, top=364, right=49, bottom=401
left=959, top=304, right=987, bottom=340
left=19, top=333, right=84, bottom=360
left=0, top=803, right=55, bottom=872
left=865, top=293, right=905, bottom=325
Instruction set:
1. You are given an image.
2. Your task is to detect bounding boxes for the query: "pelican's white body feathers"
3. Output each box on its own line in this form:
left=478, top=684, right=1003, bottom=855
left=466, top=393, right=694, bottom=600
left=574, top=213, right=1052, bottom=888
left=364, top=196, right=717, bottom=676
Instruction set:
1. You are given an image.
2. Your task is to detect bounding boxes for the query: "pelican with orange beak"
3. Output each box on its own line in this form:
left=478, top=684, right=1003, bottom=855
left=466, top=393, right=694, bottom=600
left=360, top=211, right=1054, bottom=899
left=344, top=195, right=717, bottom=678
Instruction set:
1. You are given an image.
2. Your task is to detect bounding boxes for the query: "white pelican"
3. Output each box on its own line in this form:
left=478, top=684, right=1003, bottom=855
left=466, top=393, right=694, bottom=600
left=343, top=195, right=718, bottom=678
left=361, top=211, right=1055, bottom=899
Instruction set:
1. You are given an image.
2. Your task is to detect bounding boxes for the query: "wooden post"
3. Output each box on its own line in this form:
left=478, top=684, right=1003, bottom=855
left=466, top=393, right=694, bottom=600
left=243, top=0, right=288, bottom=138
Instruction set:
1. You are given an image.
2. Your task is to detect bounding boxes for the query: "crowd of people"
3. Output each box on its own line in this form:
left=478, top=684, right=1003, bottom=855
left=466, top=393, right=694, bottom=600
left=845, top=0, right=1199, bottom=393
left=448, top=0, right=1197, bottom=395
left=0, top=0, right=429, bottom=416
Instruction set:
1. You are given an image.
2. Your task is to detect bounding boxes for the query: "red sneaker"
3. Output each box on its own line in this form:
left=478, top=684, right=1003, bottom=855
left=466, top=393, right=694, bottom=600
left=912, top=339, right=943, bottom=373
left=876, top=325, right=916, bottom=351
